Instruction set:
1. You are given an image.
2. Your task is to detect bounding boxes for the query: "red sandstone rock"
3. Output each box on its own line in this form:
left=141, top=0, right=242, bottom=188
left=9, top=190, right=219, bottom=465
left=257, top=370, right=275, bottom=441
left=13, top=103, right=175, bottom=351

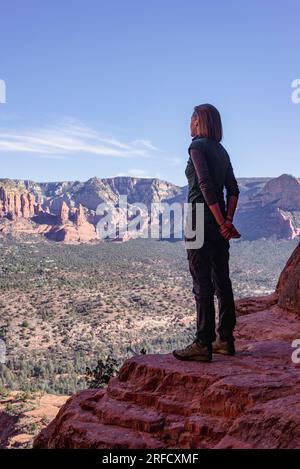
left=235, top=292, right=279, bottom=316
left=20, top=193, right=29, bottom=218
left=0, top=187, right=98, bottom=243
left=46, top=223, right=98, bottom=243
left=276, top=242, right=300, bottom=314
left=53, top=201, right=98, bottom=243
left=74, top=204, right=86, bottom=226
left=58, top=201, right=69, bottom=224
left=0, top=187, right=37, bottom=220
left=261, top=174, right=300, bottom=210
left=13, top=193, right=22, bottom=218
left=46, top=203, right=98, bottom=243
left=33, top=245, right=300, bottom=449
left=0, top=217, right=40, bottom=236
left=235, top=174, right=300, bottom=240
left=33, top=328, right=300, bottom=449
left=1, top=174, right=299, bottom=242
left=28, top=193, right=35, bottom=217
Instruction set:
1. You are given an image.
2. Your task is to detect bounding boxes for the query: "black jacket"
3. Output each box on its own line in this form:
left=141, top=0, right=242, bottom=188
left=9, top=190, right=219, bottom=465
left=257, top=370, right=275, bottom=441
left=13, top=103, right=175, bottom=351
left=185, top=136, right=240, bottom=221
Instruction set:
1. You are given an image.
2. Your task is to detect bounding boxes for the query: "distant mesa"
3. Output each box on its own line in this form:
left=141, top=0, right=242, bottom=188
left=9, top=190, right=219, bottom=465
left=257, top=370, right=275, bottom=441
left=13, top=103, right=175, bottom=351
left=0, top=174, right=299, bottom=243
left=234, top=174, right=300, bottom=240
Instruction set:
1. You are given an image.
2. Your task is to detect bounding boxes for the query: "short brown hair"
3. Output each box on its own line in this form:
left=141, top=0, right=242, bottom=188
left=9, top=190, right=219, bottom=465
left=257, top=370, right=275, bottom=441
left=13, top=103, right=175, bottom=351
left=192, top=103, right=223, bottom=142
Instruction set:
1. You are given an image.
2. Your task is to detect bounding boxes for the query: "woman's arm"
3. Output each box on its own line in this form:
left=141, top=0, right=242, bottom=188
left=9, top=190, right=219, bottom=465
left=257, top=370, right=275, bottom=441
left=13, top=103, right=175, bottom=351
left=189, top=147, right=241, bottom=239
left=189, top=147, right=226, bottom=226
left=226, top=195, right=239, bottom=221
left=224, top=158, right=240, bottom=221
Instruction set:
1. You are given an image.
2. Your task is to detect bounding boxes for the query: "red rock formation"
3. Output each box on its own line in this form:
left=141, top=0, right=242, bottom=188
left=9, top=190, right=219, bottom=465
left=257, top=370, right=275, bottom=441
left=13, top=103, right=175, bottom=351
left=261, top=174, right=300, bottom=210
left=0, top=187, right=37, bottom=219
left=58, top=201, right=69, bottom=224
left=1, top=175, right=299, bottom=242
left=276, top=242, right=300, bottom=314
left=0, top=190, right=98, bottom=243
left=28, top=193, right=35, bottom=217
left=20, top=193, right=30, bottom=218
left=74, top=204, right=86, bottom=226
left=235, top=292, right=279, bottom=316
left=13, top=193, right=22, bottom=218
left=46, top=202, right=98, bottom=243
left=32, top=331, right=300, bottom=449
left=235, top=174, right=300, bottom=240
left=41, top=201, right=100, bottom=243
left=46, top=223, right=98, bottom=243
left=33, top=244, right=300, bottom=449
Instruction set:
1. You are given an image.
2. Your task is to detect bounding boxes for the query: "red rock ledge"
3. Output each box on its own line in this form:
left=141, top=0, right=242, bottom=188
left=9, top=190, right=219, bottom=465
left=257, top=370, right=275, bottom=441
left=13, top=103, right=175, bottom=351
left=34, top=244, right=300, bottom=449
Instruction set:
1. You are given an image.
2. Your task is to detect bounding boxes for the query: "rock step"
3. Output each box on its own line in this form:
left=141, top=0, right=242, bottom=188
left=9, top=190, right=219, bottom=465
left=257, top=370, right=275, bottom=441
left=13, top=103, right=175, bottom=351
left=33, top=389, right=165, bottom=449
left=80, top=393, right=166, bottom=433
left=78, top=392, right=228, bottom=449
left=53, top=420, right=165, bottom=449
left=108, top=380, right=191, bottom=416
left=107, top=346, right=300, bottom=420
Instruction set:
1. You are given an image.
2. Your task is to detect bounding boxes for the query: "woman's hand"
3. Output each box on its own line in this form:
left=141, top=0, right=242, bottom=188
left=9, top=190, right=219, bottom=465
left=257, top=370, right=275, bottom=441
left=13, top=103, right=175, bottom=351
left=219, top=220, right=241, bottom=240
left=230, top=224, right=241, bottom=239
left=219, top=220, right=233, bottom=240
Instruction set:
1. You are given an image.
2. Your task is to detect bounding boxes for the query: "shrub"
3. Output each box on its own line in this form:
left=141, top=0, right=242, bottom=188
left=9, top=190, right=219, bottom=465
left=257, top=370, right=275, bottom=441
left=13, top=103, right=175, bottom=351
left=85, top=355, right=120, bottom=389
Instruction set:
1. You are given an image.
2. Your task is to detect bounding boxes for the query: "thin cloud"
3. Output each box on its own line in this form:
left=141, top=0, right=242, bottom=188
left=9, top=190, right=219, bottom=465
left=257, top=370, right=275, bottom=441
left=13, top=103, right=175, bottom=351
left=0, top=119, right=159, bottom=159
left=132, top=139, right=160, bottom=151
left=115, top=168, right=148, bottom=178
left=127, top=168, right=148, bottom=177
left=115, top=169, right=165, bottom=179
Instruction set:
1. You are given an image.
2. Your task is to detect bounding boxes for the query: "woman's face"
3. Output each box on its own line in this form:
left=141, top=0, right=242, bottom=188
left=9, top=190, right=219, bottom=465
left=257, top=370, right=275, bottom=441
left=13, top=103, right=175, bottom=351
left=190, top=114, right=198, bottom=137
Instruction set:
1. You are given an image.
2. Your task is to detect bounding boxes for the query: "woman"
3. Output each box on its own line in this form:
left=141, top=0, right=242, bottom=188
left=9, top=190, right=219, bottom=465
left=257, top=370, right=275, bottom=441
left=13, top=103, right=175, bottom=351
left=173, top=104, right=241, bottom=362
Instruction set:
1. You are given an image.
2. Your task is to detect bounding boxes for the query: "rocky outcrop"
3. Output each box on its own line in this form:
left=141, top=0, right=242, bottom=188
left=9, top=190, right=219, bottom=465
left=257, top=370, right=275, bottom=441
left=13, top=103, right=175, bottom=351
left=33, top=243, right=300, bottom=449
left=0, top=187, right=36, bottom=219
left=1, top=174, right=300, bottom=242
left=74, top=204, right=86, bottom=226
left=235, top=174, right=300, bottom=240
left=261, top=174, right=300, bottom=210
left=45, top=202, right=98, bottom=243
left=33, top=321, right=300, bottom=449
left=0, top=184, right=98, bottom=243
left=276, top=242, right=300, bottom=314
left=45, top=223, right=98, bottom=243
left=58, top=201, right=69, bottom=224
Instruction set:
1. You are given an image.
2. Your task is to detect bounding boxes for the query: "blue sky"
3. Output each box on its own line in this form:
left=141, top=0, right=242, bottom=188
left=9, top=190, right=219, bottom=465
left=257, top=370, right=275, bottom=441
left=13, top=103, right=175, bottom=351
left=0, top=0, right=299, bottom=186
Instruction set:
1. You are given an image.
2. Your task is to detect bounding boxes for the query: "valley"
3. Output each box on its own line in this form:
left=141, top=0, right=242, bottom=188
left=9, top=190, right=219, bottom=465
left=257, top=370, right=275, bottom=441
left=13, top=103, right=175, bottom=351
left=0, top=236, right=298, bottom=395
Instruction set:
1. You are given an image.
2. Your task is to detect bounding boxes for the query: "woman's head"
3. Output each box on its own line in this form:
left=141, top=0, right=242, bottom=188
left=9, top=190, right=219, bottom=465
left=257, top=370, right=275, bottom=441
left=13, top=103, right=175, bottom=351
left=190, top=103, right=223, bottom=142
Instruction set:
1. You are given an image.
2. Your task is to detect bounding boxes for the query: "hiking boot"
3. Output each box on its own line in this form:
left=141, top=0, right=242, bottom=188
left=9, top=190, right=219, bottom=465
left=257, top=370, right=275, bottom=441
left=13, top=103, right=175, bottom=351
left=212, top=336, right=235, bottom=355
left=172, top=340, right=212, bottom=362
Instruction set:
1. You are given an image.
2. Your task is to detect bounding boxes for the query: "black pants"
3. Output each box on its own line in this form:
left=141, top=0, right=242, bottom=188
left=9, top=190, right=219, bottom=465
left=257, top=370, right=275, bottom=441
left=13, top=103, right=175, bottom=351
left=186, top=220, right=236, bottom=346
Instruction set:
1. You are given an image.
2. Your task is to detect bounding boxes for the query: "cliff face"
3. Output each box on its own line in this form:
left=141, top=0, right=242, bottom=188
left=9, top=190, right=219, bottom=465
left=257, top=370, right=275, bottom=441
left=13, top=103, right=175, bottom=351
left=0, top=174, right=299, bottom=243
left=0, top=184, right=98, bottom=243
left=0, top=187, right=36, bottom=219
left=235, top=174, right=300, bottom=240
left=276, top=242, right=300, bottom=314
left=45, top=201, right=97, bottom=243
left=33, top=243, right=300, bottom=449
